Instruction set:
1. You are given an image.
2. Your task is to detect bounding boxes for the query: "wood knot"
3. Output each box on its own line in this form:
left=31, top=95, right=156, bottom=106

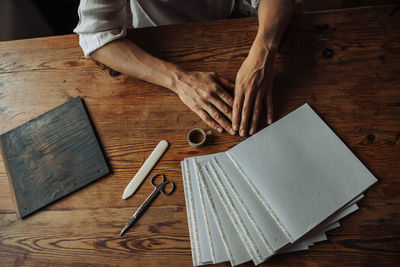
left=367, top=134, right=375, bottom=143
left=322, top=48, right=334, bottom=59
left=109, top=69, right=121, bottom=77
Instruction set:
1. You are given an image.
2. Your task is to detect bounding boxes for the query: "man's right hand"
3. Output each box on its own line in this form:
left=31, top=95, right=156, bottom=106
left=175, top=71, right=236, bottom=135
left=91, top=39, right=236, bottom=134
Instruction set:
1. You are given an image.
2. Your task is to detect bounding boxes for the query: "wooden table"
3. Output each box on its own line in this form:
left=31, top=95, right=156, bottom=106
left=1, top=5, right=399, bottom=267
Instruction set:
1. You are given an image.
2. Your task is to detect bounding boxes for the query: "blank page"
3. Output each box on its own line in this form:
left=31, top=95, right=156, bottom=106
left=227, top=104, right=377, bottom=241
left=210, top=153, right=291, bottom=251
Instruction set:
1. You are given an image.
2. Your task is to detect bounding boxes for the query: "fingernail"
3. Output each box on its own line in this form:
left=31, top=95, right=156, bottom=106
left=267, top=118, right=273, bottom=125
left=233, top=124, right=238, bottom=131
left=217, top=127, right=223, bottom=133
left=240, top=129, right=245, bottom=137
left=229, top=128, right=235, bottom=135
left=249, top=128, right=255, bottom=135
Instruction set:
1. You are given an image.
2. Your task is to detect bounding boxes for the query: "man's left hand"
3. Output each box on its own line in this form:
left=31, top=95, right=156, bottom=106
left=232, top=39, right=274, bottom=136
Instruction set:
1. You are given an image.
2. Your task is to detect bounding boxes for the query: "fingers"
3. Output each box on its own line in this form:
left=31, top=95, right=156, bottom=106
left=250, top=90, right=264, bottom=135
left=195, top=103, right=232, bottom=133
left=232, top=89, right=244, bottom=135
left=194, top=109, right=222, bottom=133
left=250, top=76, right=273, bottom=134
left=202, top=102, right=232, bottom=134
left=205, top=79, right=234, bottom=133
left=212, top=75, right=234, bottom=107
left=177, top=71, right=239, bottom=135
left=214, top=74, right=235, bottom=91
left=239, top=86, right=256, bottom=137
left=207, top=94, right=232, bottom=121
left=213, top=85, right=234, bottom=110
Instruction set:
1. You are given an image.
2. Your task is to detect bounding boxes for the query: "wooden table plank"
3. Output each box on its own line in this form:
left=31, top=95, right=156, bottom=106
left=1, top=5, right=399, bottom=267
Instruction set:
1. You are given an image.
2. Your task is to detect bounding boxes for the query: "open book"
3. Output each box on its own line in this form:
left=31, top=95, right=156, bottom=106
left=181, top=104, right=377, bottom=266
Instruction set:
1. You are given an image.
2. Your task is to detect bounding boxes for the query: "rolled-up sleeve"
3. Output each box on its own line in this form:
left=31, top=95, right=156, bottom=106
left=73, top=0, right=127, bottom=57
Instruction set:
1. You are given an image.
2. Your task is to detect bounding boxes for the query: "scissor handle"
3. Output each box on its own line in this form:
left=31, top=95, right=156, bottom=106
left=150, top=174, right=175, bottom=196
left=151, top=173, right=166, bottom=187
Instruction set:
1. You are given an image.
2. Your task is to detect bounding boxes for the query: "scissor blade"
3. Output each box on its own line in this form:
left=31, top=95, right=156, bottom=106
left=119, top=187, right=161, bottom=236
left=119, top=215, right=137, bottom=236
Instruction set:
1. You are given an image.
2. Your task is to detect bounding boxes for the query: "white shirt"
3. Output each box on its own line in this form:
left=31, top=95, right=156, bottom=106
left=74, top=0, right=260, bottom=57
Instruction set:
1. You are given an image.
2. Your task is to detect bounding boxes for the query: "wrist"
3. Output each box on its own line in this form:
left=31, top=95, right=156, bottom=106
left=249, top=36, right=275, bottom=65
left=163, top=64, right=188, bottom=94
left=254, top=31, right=277, bottom=55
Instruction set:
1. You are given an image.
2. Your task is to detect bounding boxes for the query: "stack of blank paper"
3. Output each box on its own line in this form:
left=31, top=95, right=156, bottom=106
left=181, top=104, right=377, bottom=266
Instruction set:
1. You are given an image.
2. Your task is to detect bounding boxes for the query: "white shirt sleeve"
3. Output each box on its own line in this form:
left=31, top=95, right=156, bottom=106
left=73, top=0, right=127, bottom=57
left=251, top=0, right=260, bottom=8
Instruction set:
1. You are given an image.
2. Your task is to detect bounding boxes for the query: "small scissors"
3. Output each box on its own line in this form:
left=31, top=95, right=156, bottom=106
left=119, top=174, right=175, bottom=236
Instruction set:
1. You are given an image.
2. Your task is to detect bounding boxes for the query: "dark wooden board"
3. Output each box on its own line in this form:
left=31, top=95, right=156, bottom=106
left=0, top=97, right=109, bottom=218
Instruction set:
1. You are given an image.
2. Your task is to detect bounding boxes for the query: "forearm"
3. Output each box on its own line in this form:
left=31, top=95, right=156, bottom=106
left=90, top=38, right=235, bottom=133
left=232, top=0, right=294, bottom=134
left=255, top=0, right=294, bottom=53
left=90, top=38, right=183, bottom=93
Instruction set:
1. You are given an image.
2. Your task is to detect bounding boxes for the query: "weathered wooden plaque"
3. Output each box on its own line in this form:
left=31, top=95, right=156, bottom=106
left=0, top=97, right=109, bottom=218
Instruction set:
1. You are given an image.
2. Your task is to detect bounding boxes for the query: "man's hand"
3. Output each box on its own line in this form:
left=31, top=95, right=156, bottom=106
left=233, top=39, right=274, bottom=136
left=232, top=0, right=294, bottom=136
left=176, top=71, right=236, bottom=134
left=87, top=0, right=293, bottom=138
left=91, top=39, right=237, bottom=134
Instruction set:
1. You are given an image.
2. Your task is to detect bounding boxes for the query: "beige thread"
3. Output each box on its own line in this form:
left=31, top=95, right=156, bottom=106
left=197, top=173, right=216, bottom=263
left=226, top=151, right=294, bottom=242
left=212, top=157, right=274, bottom=253
left=206, top=162, right=263, bottom=264
left=194, top=160, right=236, bottom=266
left=184, top=159, right=202, bottom=264
left=181, top=161, right=199, bottom=266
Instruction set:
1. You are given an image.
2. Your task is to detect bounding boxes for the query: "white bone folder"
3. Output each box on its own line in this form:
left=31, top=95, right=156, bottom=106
left=122, top=140, right=169, bottom=200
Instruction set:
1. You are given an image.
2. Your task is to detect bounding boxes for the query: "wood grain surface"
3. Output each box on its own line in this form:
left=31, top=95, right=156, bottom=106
left=0, top=5, right=399, bottom=267
left=0, top=97, right=109, bottom=218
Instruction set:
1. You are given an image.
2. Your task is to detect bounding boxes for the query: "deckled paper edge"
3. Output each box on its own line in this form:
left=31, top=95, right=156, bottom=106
left=181, top=160, right=200, bottom=266
left=212, top=156, right=274, bottom=254
left=226, top=151, right=295, bottom=243
left=204, top=163, right=262, bottom=265
left=194, top=159, right=236, bottom=266
left=197, top=171, right=217, bottom=263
